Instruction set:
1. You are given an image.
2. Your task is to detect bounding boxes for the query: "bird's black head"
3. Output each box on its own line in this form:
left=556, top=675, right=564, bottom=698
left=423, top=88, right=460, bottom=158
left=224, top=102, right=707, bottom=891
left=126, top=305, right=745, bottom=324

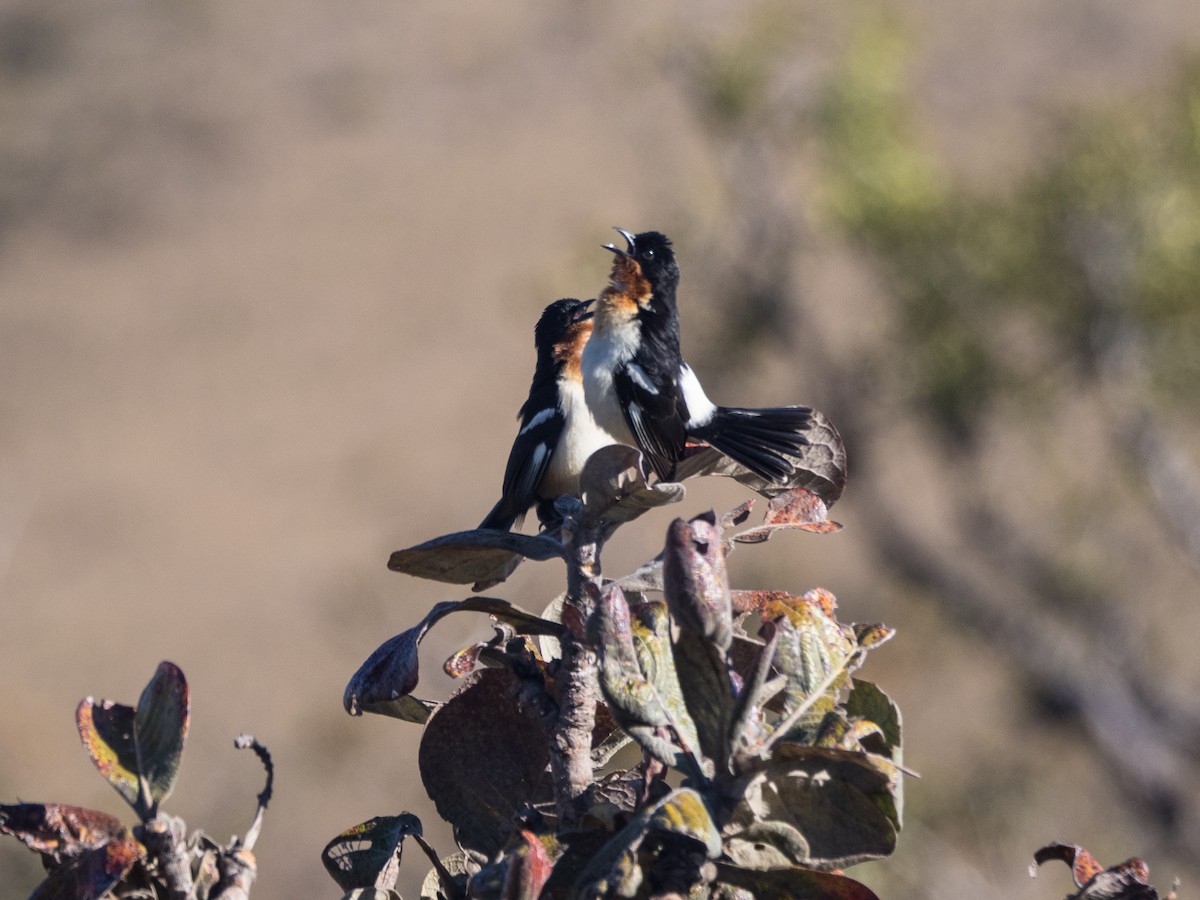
left=606, top=228, right=680, bottom=299
left=534, top=297, right=593, bottom=357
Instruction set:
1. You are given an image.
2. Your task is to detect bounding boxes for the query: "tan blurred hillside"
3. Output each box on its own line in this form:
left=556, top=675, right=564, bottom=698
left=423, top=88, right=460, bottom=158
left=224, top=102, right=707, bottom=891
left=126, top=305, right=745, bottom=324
left=2, top=2, right=1200, bottom=898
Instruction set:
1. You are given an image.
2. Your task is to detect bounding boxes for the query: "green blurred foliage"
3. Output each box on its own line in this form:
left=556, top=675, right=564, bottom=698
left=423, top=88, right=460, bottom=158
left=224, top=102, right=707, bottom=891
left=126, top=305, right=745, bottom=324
left=816, top=13, right=1200, bottom=441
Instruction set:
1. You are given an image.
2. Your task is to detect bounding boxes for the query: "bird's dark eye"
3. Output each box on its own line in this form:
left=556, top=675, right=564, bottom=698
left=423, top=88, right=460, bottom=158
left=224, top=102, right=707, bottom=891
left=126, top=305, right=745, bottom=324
left=643, top=248, right=655, bottom=260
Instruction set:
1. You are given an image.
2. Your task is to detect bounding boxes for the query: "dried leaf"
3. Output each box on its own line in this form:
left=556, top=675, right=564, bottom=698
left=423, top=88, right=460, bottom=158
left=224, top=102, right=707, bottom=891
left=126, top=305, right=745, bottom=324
left=388, top=529, right=563, bottom=587
left=733, top=489, right=842, bottom=544
left=0, top=803, right=126, bottom=860
left=418, top=669, right=552, bottom=857
left=321, top=813, right=423, bottom=891
left=27, top=833, right=144, bottom=900
left=344, top=597, right=563, bottom=720
left=1032, top=843, right=1161, bottom=899
left=673, top=408, right=847, bottom=507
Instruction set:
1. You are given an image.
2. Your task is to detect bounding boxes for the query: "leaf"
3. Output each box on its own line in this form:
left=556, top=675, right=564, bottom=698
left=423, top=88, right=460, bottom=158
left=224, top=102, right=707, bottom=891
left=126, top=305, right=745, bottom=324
left=466, top=830, right=555, bottom=900
left=573, top=788, right=720, bottom=898
left=75, top=698, right=140, bottom=811
left=1031, top=843, right=1161, bottom=899
left=663, top=512, right=733, bottom=651
left=418, top=669, right=552, bottom=857
left=74, top=661, right=190, bottom=818
left=713, top=862, right=880, bottom=899
left=591, top=583, right=706, bottom=781
left=388, top=529, right=564, bottom=588
left=731, top=743, right=900, bottom=868
left=420, top=852, right=472, bottom=900
left=732, top=489, right=843, bottom=544
left=579, top=444, right=685, bottom=533
left=845, top=680, right=903, bottom=762
left=673, top=407, right=847, bottom=507
left=344, top=597, right=564, bottom=720
left=321, top=813, right=423, bottom=891
left=0, top=803, right=126, bottom=860
left=761, top=592, right=863, bottom=742
left=134, top=661, right=190, bottom=806
left=28, top=833, right=144, bottom=900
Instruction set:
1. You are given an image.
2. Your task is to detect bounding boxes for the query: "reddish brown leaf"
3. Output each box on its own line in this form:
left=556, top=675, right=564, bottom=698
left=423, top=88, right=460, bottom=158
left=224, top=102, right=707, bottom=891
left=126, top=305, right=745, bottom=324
left=1033, top=842, right=1107, bottom=886
left=733, top=488, right=843, bottom=544
left=0, top=803, right=125, bottom=860
left=1032, top=842, right=1161, bottom=899
left=28, top=833, right=144, bottom=900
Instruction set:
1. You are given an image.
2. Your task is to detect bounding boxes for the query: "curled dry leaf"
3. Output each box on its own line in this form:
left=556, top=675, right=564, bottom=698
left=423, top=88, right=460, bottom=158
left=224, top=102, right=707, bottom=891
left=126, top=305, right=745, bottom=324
left=1032, top=842, right=1161, bottom=899
left=344, top=597, right=564, bottom=720
left=733, top=488, right=842, bottom=545
left=0, top=803, right=126, bottom=860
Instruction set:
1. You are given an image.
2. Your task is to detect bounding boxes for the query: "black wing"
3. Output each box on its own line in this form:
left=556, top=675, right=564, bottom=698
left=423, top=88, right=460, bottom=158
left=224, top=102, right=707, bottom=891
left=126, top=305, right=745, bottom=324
left=613, top=357, right=688, bottom=481
left=479, top=383, right=564, bottom=531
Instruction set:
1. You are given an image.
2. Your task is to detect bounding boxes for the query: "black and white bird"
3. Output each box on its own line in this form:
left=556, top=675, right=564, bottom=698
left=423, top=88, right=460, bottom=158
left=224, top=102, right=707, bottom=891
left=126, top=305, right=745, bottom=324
left=580, top=228, right=815, bottom=483
left=478, top=297, right=602, bottom=531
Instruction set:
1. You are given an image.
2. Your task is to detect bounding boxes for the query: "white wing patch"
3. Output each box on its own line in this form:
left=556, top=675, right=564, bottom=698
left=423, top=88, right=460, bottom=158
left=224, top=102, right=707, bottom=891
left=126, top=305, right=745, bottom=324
left=626, top=362, right=659, bottom=396
left=679, top=363, right=717, bottom=427
left=518, top=406, right=555, bottom=436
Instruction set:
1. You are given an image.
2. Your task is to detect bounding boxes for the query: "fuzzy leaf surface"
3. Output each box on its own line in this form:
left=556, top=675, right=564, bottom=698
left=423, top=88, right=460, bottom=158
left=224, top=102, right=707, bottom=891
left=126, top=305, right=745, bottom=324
left=418, top=669, right=552, bottom=857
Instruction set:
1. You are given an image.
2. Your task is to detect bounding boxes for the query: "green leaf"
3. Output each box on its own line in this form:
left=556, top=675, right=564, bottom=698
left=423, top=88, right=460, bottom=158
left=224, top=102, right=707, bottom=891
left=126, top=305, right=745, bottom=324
left=321, top=813, right=423, bottom=891
left=134, top=661, right=189, bottom=806
left=591, top=584, right=706, bottom=781
left=74, top=661, right=189, bottom=818
left=731, top=744, right=900, bottom=868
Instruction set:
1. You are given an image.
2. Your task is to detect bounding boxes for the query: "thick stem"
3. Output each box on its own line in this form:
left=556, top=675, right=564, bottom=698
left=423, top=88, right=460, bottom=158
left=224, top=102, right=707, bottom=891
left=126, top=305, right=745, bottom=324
left=549, top=510, right=604, bottom=833
left=139, top=816, right=193, bottom=900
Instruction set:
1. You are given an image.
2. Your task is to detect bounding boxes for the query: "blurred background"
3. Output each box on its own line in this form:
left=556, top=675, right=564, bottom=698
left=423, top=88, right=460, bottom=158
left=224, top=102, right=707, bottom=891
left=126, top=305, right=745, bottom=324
left=2, top=1, right=1199, bottom=897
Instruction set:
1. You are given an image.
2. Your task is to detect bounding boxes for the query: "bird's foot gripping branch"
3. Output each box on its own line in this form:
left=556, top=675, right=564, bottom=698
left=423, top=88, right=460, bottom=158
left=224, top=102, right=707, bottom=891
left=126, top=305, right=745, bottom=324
left=333, top=445, right=904, bottom=900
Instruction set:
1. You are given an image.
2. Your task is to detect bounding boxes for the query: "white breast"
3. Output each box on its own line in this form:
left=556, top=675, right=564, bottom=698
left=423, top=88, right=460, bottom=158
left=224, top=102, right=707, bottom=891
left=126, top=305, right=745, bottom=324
left=580, top=318, right=639, bottom=442
left=541, top=375, right=629, bottom=500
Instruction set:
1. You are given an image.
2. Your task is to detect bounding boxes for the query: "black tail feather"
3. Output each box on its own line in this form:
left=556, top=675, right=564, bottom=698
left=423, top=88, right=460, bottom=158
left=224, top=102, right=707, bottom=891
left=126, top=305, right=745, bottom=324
left=689, top=406, right=814, bottom=483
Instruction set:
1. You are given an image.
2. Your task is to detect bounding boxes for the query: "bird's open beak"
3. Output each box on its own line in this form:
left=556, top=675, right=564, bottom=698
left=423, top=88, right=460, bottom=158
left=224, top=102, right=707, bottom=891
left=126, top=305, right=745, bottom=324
left=604, top=227, right=636, bottom=258
left=573, top=298, right=595, bottom=323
